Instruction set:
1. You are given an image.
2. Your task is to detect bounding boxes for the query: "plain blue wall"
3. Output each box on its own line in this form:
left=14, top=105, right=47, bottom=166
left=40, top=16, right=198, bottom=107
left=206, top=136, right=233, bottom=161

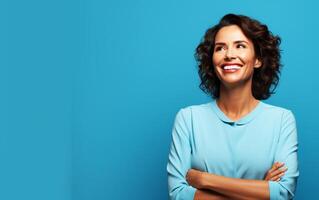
left=2, top=0, right=319, bottom=199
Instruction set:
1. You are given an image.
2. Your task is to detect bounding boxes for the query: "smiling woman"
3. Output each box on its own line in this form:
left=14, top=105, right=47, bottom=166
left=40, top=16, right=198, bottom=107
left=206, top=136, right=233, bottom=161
left=167, top=14, right=299, bottom=200
left=213, top=25, right=262, bottom=96
left=196, top=14, right=281, bottom=101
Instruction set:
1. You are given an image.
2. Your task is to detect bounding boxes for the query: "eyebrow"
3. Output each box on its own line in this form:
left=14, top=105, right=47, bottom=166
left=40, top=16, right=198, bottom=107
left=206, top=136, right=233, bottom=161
left=215, top=40, right=249, bottom=45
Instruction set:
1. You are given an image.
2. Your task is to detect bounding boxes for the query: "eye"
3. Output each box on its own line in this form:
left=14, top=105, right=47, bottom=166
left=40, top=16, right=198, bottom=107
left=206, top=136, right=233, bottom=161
left=214, top=46, right=225, bottom=52
left=237, top=44, right=246, bottom=49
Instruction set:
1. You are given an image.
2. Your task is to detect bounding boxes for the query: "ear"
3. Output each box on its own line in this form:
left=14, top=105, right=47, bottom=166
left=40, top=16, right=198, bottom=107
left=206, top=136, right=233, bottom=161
left=254, top=58, right=262, bottom=69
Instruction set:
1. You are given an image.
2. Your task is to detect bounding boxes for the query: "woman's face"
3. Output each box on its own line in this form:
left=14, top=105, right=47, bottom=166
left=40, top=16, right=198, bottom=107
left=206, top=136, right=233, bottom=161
left=212, top=25, right=261, bottom=88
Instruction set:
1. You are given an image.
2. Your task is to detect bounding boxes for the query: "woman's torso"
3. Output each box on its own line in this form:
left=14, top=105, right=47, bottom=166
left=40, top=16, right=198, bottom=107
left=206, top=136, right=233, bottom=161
left=188, top=100, right=284, bottom=180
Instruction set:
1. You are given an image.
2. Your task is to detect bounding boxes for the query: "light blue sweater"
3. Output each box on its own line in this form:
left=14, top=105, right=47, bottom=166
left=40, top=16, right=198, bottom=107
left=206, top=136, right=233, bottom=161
left=167, top=100, right=299, bottom=200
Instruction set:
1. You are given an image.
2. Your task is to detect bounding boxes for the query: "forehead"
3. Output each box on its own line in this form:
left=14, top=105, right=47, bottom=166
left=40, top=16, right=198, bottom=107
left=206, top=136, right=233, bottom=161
left=215, top=25, right=251, bottom=44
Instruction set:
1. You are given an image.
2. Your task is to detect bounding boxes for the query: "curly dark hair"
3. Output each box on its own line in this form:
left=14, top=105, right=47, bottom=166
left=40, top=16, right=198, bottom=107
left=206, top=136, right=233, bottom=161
left=195, top=13, right=282, bottom=100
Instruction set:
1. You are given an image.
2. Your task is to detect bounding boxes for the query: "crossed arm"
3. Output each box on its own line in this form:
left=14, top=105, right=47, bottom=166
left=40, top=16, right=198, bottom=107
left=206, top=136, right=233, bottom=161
left=185, top=161, right=287, bottom=200
left=167, top=109, right=299, bottom=200
left=187, top=169, right=269, bottom=200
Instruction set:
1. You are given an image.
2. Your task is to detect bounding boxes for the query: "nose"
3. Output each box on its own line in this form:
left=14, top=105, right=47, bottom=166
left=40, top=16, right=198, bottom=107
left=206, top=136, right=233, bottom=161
left=224, top=47, right=236, bottom=60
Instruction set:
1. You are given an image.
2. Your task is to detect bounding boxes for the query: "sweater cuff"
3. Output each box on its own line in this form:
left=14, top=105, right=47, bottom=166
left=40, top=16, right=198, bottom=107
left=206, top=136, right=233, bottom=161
left=268, top=181, right=280, bottom=200
left=178, top=186, right=196, bottom=200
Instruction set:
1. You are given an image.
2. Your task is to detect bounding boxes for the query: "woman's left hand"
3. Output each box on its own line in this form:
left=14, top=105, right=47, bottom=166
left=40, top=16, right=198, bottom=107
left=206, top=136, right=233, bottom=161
left=186, top=169, right=207, bottom=189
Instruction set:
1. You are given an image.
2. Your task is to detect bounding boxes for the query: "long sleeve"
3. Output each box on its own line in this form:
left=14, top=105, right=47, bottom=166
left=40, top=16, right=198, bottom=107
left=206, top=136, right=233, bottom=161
left=167, top=108, right=196, bottom=200
left=268, top=110, right=299, bottom=200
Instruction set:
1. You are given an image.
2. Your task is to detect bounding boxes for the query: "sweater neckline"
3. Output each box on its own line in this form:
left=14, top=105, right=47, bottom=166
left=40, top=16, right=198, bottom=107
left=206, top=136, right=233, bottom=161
left=210, top=99, right=264, bottom=126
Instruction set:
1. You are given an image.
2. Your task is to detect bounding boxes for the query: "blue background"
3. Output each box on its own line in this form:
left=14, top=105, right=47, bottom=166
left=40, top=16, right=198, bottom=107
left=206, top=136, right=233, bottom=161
left=1, top=0, right=318, bottom=199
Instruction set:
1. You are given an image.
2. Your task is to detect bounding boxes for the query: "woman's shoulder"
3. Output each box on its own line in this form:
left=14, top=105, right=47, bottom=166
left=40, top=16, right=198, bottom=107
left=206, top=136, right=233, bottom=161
left=175, top=101, right=215, bottom=122
left=178, top=101, right=213, bottom=113
left=173, top=102, right=215, bottom=128
left=261, top=101, right=293, bottom=113
left=260, top=101, right=296, bottom=120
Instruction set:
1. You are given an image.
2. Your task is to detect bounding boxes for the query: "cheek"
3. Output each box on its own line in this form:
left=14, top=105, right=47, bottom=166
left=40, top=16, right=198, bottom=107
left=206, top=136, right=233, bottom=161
left=238, top=51, right=256, bottom=64
left=212, top=54, right=221, bottom=66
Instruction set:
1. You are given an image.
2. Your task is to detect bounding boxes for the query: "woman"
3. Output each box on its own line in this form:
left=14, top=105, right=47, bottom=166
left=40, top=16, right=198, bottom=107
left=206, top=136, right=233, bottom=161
left=167, top=14, right=299, bottom=200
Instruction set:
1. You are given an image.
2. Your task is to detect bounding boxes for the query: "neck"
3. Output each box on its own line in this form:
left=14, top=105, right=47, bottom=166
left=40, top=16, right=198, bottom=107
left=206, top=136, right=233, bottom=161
left=217, top=81, right=259, bottom=121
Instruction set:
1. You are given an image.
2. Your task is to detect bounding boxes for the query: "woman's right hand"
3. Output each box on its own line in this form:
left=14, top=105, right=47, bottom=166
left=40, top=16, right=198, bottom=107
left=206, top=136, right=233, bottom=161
left=264, top=162, right=288, bottom=182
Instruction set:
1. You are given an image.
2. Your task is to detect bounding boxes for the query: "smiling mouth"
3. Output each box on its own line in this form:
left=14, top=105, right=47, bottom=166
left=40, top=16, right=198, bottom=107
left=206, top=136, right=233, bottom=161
left=221, top=64, right=243, bottom=72
left=223, top=65, right=241, bottom=70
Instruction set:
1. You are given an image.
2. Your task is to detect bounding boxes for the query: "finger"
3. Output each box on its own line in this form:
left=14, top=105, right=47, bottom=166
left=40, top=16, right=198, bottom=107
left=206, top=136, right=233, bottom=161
left=268, top=162, right=284, bottom=174
left=274, top=177, right=281, bottom=182
left=270, top=167, right=288, bottom=178
left=272, top=172, right=285, bottom=181
left=271, top=171, right=285, bottom=180
left=273, top=162, right=283, bottom=169
left=267, top=164, right=277, bottom=174
left=274, top=162, right=285, bottom=170
left=265, top=165, right=278, bottom=180
left=265, top=162, right=285, bottom=181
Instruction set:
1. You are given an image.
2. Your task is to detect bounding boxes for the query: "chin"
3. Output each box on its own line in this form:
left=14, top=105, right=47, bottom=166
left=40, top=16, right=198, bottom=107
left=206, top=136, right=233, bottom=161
left=220, top=78, right=248, bottom=87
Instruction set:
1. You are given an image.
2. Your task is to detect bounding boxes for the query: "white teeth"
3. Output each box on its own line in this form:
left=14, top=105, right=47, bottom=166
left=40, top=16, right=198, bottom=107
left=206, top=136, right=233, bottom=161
left=223, top=65, right=241, bottom=70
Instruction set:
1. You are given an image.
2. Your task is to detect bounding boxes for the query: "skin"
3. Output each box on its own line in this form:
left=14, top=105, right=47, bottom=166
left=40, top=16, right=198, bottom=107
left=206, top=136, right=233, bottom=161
left=186, top=25, right=288, bottom=200
left=187, top=162, right=288, bottom=200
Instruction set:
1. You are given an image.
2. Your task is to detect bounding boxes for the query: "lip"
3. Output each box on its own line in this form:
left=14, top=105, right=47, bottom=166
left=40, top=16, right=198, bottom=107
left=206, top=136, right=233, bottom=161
left=221, top=63, right=243, bottom=68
